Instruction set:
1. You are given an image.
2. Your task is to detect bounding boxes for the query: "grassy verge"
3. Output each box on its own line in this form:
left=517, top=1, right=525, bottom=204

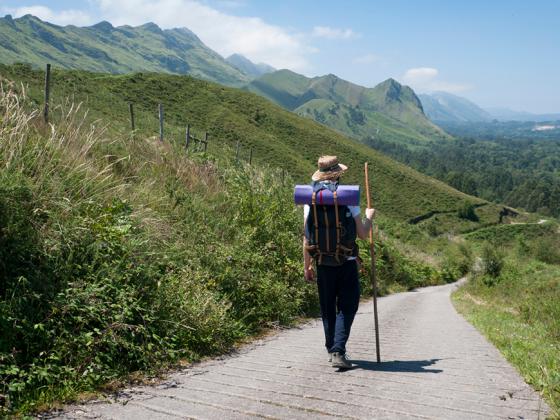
left=453, top=245, right=560, bottom=416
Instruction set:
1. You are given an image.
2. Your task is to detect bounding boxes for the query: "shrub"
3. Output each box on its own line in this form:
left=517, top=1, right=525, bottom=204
left=457, top=202, right=479, bottom=222
left=481, top=242, right=505, bottom=279
left=375, top=240, right=441, bottom=289
left=441, top=242, right=474, bottom=282
left=531, top=237, right=560, bottom=265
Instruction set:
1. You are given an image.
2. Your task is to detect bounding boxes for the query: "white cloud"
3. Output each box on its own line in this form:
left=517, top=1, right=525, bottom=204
left=2, top=5, right=94, bottom=26
left=214, top=0, right=247, bottom=8
left=312, top=26, right=358, bottom=40
left=403, top=67, right=439, bottom=83
left=402, top=67, right=471, bottom=93
left=94, top=0, right=314, bottom=71
left=353, top=53, right=380, bottom=64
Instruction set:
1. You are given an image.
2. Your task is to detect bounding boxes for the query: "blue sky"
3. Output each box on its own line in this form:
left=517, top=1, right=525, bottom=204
left=1, top=0, right=559, bottom=113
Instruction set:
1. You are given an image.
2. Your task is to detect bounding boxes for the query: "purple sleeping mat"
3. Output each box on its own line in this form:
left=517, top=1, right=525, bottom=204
left=294, top=185, right=360, bottom=206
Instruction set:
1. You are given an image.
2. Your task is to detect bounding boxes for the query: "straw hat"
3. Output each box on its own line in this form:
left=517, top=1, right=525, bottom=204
left=312, top=155, right=348, bottom=181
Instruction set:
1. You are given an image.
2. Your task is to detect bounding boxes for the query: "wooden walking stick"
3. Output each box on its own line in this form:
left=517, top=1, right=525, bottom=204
left=364, top=162, right=381, bottom=363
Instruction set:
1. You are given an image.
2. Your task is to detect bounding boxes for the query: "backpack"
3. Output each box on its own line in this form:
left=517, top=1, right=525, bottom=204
left=304, top=181, right=358, bottom=266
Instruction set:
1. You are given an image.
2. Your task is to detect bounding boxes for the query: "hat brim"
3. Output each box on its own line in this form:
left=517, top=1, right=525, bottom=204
left=311, top=163, right=348, bottom=181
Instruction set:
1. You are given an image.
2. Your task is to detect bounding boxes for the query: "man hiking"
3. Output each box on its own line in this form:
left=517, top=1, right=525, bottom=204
left=303, top=156, right=375, bottom=369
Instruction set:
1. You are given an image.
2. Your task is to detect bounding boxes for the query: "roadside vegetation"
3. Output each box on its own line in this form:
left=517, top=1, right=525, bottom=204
left=453, top=223, right=560, bottom=416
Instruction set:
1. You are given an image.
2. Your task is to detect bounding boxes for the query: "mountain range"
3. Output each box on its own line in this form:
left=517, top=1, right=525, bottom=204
left=245, top=70, right=450, bottom=146
left=419, top=91, right=560, bottom=123
left=0, top=14, right=449, bottom=147
left=419, top=92, right=492, bottom=123
left=0, top=14, right=249, bottom=86
left=2, top=14, right=558, bottom=132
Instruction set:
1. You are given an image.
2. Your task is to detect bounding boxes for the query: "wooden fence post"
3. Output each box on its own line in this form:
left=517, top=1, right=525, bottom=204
left=235, top=141, right=240, bottom=161
left=43, top=63, right=51, bottom=124
left=185, top=125, right=190, bottom=150
left=129, top=103, right=135, bottom=131
left=158, top=103, right=164, bottom=142
left=249, top=147, right=253, bottom=165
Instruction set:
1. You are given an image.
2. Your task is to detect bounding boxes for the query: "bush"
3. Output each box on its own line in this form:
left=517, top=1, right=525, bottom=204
left=457, top=202, right=479, bottom=222
left=481, top=242, right=505, bottom=279
left=375, top=240, right=441, bottom=290
left=531, top=237, right=560, bottom=265
left=443, top=242, right=474, bottom=279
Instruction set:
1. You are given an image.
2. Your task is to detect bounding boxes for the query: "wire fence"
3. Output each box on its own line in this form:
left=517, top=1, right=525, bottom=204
left=41, top=63, right=257, bottom=166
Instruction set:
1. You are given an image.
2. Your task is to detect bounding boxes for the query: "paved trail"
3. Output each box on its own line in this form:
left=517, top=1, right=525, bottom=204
left=57, top=280, right=550, bottom=419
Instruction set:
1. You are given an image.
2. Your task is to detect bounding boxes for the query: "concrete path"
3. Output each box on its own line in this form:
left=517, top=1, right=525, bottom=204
left=56, top=280, right=550, bottom=419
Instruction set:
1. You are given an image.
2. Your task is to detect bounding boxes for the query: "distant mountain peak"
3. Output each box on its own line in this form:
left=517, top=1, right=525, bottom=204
left=91, top=21, right=113, bottom=32
left=374, top=78, right=423, bottom=110
left=18, top=14, right=41, bottom=22
left=377, top=78, right=403, bottom=92
left=226, top=53, right=275, bottom=78
left=228, top=53, right=248, bottom=61
left=382, top=77, right=400, bottom=86
left=139, top=22, right=162, bottom=33
left=1, top=14, right=16, bottom=27
left=172, top=26, right=201, bottom=40
left=380, top=78, right=402, bottom=96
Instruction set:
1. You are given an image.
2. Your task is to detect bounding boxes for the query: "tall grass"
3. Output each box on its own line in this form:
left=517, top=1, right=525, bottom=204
left=0, top=84, right=307, bottom=413
left=453, top=234, right=560, bottom=415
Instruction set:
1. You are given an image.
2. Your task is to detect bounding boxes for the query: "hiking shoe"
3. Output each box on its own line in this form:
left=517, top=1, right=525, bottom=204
left=328, top=352, right=332, bottom=363
left=331, top=352, right=353, bottom=369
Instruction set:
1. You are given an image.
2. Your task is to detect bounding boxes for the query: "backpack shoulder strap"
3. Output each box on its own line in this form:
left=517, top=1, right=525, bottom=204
left=311, top=191, right=322, bottom=265
left=333, top=190, right=341, bottom=264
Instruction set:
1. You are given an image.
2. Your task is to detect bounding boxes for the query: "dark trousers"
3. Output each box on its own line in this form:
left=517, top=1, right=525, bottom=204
left=317, top=260, right=360, bottom=354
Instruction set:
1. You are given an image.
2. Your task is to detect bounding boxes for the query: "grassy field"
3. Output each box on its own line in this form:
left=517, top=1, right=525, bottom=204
left=453, top=224, right=560, bottom=415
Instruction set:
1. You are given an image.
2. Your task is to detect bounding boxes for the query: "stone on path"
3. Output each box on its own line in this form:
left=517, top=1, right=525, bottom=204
left=56, top=281, right=550, bottom=419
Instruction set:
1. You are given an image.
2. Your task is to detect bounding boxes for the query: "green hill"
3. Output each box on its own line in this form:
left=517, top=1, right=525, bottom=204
left=0, top=14, right=248, bottom=87
left=245, top=70, right=451, bottom=146
left=0, top=63, right=493, bottom=224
